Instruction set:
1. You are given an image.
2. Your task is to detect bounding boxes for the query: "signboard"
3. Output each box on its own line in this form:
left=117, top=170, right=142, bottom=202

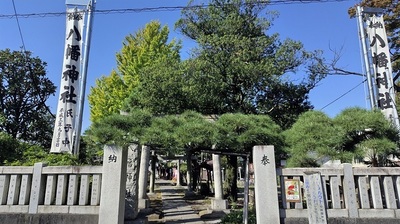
left=284, top=179, right=301, bottom=203
left=50, top=7, right=85, bottom=153
left=365, top=13, right=398, bottom=125
left=304, top=172, right=327, bottom=224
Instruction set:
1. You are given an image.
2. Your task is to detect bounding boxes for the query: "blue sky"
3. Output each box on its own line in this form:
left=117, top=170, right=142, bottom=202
left=1, top=0, right=366, bottom=132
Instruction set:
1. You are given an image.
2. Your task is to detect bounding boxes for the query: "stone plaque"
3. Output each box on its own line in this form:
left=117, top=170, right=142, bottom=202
left=304, top=172, right=327, bottom=224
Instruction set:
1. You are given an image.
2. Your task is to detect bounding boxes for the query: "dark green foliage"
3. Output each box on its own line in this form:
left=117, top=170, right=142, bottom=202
left=284, top=108, right=400, bottom=167
left=284, top=111, right=342, bottom=167
left=0, top=136, right=78, bottom=166
left=0, top=49, right=56, bottom=148
left=78, top=134, right=103, bottom=165
left=123, top=57, right=188, bottom=115
left=141, top=114, right=184, bottom=155
left=175, top=111, right=216, bottom=151
left=86, top=109, right=153, bottom=148
left=333, top=107, right=400, bottom=167
left=141, top=111, right=216, bottom=155
left=176, top=0, right=327, bottom=128
left=220, top=209, right=256, bottom=224
left=213, top=113, right=283, bottom=201
left=214, top=113, right=284, bottom=155
left=8, top=145, right=78, bottom=166
left=0, top=132, right=22, bottom=165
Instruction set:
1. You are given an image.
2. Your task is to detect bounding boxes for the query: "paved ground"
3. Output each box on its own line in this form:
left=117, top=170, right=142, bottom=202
left=137, top=179, right=228, bottom=224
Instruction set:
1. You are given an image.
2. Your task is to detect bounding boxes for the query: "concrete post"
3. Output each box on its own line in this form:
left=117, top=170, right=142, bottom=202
left=99, top=145, right=128, bottom=224
left=29, top=162, right=45, bottom=214
left=238, top=167, right=242, bottom=180
left=176, top=159, right=181, bottom=186
left=342, top=163, right=358, bottom=218
left=125, top=144, right=140, bottom=220
left=138, top=145, right=150, bottom=208
left=186, top=150, right=193, bottom=193
left=211, top=154, right=227, bottom=210
left=253, top=145, right=280, bottom=224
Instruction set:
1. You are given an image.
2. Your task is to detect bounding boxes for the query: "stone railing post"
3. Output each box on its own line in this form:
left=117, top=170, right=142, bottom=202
left=211, top=154, right=227, bottom=210
left=176, top=159, right=181, bottom=186
left=28, top=162, right=46, bottom=214
left=99, top=145, right=128, bottom=224
left=138, top=145, right=150, bottom=209
left=342, top=163, right=358, bottom=218
left=253, top=145, right=280, bottom=224
left=186, top=150, right=193, bottom=196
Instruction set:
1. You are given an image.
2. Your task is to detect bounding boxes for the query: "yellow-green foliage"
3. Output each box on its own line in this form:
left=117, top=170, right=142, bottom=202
left=88, top=71, right=127, bottom=123
left=88, top=20, right=181, bottom=123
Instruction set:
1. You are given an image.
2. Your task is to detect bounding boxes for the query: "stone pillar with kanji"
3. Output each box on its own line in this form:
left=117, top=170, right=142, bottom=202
left=253, top=145, right=280, bottom=224
left=99, top=144, right=128, bottom=224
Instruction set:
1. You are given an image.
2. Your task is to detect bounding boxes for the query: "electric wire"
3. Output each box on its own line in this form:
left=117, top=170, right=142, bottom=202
left=11, top=0, right=26, bottom=51
left=319, top=78, right=368, bottom=110
left=11, top=0, right=55, bottom=118
left=1, top=0, right=352, bottom=19
left=5, top=0, right=366, bottom=114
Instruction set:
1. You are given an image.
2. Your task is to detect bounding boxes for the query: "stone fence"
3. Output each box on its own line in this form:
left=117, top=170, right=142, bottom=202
left=0, top=163, right=102, bottom=221
left=0, top=145, right=137, bottom=224
left=253, top=145, right=400, bottom=224
left=0, top=163, right=103, bottom=224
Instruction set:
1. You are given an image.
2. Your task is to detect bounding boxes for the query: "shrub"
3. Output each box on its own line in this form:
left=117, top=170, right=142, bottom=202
left=220, top=209, right=256, bottom=224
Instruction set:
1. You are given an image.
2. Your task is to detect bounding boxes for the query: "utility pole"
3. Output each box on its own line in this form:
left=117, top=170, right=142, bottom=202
left=356, top=6, right=377, bottom=109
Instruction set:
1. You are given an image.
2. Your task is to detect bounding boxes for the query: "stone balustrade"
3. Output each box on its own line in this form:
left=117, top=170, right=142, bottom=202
left=253, top=145, right=400, bottom=223
left=0, top=145, right=140, bottom=224
left=276, top=165, right=400, bottom=219
left=0, top=163, right=102, bottom=215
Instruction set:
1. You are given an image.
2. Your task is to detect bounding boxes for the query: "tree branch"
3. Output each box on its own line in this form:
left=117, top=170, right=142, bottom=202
left=328, top=44, right=364, bottom=76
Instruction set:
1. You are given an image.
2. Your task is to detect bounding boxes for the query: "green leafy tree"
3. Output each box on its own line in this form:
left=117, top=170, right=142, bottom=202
left=357, top=138, right=397, bottom=167
left=333, top=107, right=399, bottom=167
left=141, top=114, right=184, bottom=155
left=0, top=49, right=56, bottom=148
left=8, top=144, right=78, bottom=166
left=141, top=111, right=216, bottom=190
left=117, top=20, right=181, bottom=91
left=122, top=57, right=187, bottom=115
left=174, top=111, right=217, bottom=190
left=88, top=71, right=127, bottom=123
left=88, top=21, right=181, bottom=122
left=176, top=0, right=327, bottom=128
left=0, top=132, right=22, bottom=164
left=87, top=109, right=153, bottom=148
left=284, top=111, right=345, bottom=167
left=285, top=108, right=399, bottom=167
left=174, top=111, right=216, bottom=151
left=0, top=132, right=77, bottom=166
left=214, top=113, right=283, bottom=201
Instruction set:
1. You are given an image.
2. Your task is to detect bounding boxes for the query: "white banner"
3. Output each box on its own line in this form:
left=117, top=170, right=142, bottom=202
left=51, top=8, right=85, bottom=153
left=366, top=14, right=398, bottom=123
